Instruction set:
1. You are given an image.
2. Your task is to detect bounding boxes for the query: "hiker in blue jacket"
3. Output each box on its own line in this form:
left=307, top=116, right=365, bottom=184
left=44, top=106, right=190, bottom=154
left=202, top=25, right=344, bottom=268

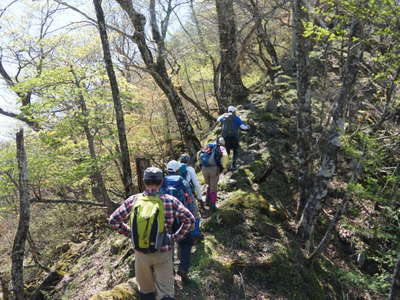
left=179, top=153, right=204, bottom=209
left=160, top=160, right=200, bottom=284
left=217, top=105, right=250, bottom=170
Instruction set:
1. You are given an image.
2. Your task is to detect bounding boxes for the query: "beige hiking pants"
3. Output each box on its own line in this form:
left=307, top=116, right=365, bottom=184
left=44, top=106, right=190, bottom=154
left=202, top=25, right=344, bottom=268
left=201, top=165, right=220, bottom=193
left=134, top=250, right=174, bottom=300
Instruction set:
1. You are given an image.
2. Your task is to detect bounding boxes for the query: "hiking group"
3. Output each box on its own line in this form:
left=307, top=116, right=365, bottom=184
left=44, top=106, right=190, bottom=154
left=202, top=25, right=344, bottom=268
left=109, top=106, right=249, bottom=300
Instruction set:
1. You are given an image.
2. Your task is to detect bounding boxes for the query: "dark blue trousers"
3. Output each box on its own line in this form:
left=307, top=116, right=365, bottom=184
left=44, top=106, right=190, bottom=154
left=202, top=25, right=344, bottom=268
left=178, top=235, right=194, bottom=272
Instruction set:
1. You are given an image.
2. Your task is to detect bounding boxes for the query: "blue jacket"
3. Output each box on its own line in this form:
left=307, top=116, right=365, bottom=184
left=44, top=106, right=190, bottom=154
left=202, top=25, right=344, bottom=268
left=217, top=112, right=249, bottom=137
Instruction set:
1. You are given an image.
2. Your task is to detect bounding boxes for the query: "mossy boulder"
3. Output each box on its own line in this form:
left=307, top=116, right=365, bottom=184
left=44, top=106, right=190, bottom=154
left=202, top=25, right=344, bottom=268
left=203, top=208, right=244, bottom=231
left=89, top=279, right=138, bottom=300
left=225, top=189, right=269, bottom=212
left=242, top=158, right=270, bottom=182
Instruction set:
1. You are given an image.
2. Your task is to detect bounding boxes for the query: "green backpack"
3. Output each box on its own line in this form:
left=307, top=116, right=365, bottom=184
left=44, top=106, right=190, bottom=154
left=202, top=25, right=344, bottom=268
left=130, top=195, right=165, bottom=252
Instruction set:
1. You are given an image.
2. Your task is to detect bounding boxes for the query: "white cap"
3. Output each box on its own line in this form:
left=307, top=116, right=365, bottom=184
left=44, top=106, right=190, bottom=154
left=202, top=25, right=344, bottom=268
left=166, top=160, right=181, bottom=172
left=217, top=137, right=225, bottom=145
left=227, top=105, right=236, bottom=112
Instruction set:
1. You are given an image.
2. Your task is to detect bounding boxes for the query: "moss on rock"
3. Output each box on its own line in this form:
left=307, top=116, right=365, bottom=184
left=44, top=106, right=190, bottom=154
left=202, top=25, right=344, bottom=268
left=225, top=189, right=269, bottom=212
left=89, top=280, right=138, bottom=300
left=241, top=159, right=270, bottom=182
left=203, top=207, right=245, bottom=232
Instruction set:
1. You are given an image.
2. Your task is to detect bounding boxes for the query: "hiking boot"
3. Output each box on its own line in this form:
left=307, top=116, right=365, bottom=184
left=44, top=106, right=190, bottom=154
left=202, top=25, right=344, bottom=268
left=177, top=269, right=189, bottom=284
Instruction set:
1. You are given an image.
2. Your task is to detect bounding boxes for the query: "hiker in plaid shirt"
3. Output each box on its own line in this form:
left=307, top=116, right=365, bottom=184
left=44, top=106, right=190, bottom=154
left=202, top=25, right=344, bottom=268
left=109, top=167, right=195, bottom=300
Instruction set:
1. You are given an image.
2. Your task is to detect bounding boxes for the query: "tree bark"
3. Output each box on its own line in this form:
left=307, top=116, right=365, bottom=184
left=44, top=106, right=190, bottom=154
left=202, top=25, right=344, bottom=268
left=293, top=0, right=313, bottom=221
left=11, top=130, right=30, bottom=300
left=135, top=158, right=150, bottom=193
left=71, top=67, right=118, bottom=212
left=215, top=0, right=248, bottom=111
left=389, top=254, right=400, bottom=300
left=297, top=19, right=363, bottom=247
left=93, top=0, right=134, bottom=198
left=115, top=0, right=201, bottom=158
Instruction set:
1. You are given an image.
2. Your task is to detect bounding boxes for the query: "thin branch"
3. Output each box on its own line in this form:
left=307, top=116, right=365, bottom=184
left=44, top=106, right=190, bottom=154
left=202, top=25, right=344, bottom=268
left=0, top=0, right=19, bottom=19
left=53, top=0, right=131, bottom=39
left=307, top=196, right=350, bottom=261
left=30, top=198, right=107, bottom=207
left=0, top=107, right=41, bottom=131
left=178, top=86, right=215, bottom=123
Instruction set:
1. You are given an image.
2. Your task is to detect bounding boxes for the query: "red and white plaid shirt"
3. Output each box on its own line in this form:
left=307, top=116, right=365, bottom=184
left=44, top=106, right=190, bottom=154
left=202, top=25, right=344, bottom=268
left=108, top=189, right=195, bottom=252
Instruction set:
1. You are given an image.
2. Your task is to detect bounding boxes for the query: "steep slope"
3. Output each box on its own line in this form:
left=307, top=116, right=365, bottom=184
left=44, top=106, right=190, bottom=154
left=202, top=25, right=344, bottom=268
left=27, top=83, right=383, bottom=300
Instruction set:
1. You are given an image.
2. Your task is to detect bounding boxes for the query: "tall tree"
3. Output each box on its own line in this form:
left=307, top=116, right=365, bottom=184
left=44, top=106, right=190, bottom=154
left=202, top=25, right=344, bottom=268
left=114, top=0, right=201, bottom=158
left=11, top=129, right=30, bottom=300
left=293, top=0, right=313, bottom=220
left=70, top=67, right=118, bottom=211
left=215, top=0, right=248, bottom=111
left=0, top=1, right=63, bottom=131
left=297, top=18, right=364, bottom=247
left=93, top=0, right=134, bottom=198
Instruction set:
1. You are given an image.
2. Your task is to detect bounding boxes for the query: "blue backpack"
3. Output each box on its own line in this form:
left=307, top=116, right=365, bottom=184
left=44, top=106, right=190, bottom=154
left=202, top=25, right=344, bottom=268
left=161, top=175, right=196, bottom=230
left=179, top=164, right=188, bottom=180
left=161, top=175, right=187, bottom=204
left=199, top=144, right=219, bottom=167
left=179, top=164, right=196, bottom=195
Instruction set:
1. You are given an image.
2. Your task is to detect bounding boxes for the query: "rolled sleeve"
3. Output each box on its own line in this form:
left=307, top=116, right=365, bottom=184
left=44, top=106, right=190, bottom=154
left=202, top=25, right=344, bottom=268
left=108, top=195, right=136, bottom=237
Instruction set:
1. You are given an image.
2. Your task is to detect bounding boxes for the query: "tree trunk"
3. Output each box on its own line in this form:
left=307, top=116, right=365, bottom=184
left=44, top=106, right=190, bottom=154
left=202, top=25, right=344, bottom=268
left=293, top=0, right=313, bottom=221
left=93, top=0, right=134, bottom=198
left=297, top=19, right=363, bottom=247
left=389, top=254, right=400, bottom=300
left=215, top=0, right=248, bottom=112
left=115, top=0, right=201, bottom=158
left=11, top=130, right=30, bottom=300
left=135, top=158, right=150, bottom=192
left=71, top=67, right=118, bottom=211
